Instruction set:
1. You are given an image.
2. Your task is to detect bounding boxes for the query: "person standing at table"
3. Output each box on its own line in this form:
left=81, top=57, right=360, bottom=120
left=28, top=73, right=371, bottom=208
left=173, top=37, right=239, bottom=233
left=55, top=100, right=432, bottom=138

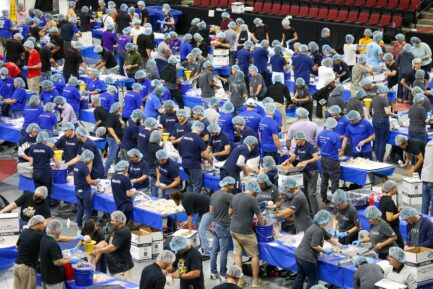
left=421, top=139, right=433, bottom=216
left=127, top=149, right=149, bottom=191
left=53, top=122, right=80, bottom=169
left=23, top=96, right=44, bottom=132
left=73, top=149, right=98, bottom=229
left=206, top=123, right=231, bottom=163
left=63, top=41, right=88, bottom=83
left=116, top=4, right=131, bottom=34
left=400, top=207, right=433, bottom=249
left=139, top=250, right=176, bottom=289
left=23, top=40, right=41, bottom=95
left=18, top=123, right=40, bottom=162
left=156, top=149, right=181, bottom=198
left=144, top=85, right=165, bottom=119
left=104, top=102, right=123, bottom=176
left=169, top=109, right=192, bottom=146
left=3, top=77, right=27, bottom=118
left=124, top=43, right=143, bottom=78
left=408, top=93, right=428, bottom=141
left=159, top=100, right=178, bottom=136
left=121, top=109, right=143, bottom=156
left=139, top=117, right=157, bottom=158
left=161, top=55, right=183, bottom=108
left=62, top=77, right=81, bottom=115
left=395, top=134, right=425, bottom=177
left=111, top=160, right=138, bottom=222
left=353, top=256, right=384, bottom=289
left=286, top=107, right=318, bottom=154
left=293, top=210, right=342, bottom=289
left=198, top=61, right=221, bottom=108
left=350, top=55, right=373, bottom=96
left=330, top=189, right=360, bottom=245
left=91, top=211, right=134, bottom=281
left=292, top=44, right=315, bottom=86
left=147, top=130, right=163, bottom=197
left=156, top=33, right=171, bottom=73
left=366, top=34, right=384, bottom=69
left=122, top=83, right=143, bottom=122
left=259, top=103, right=284, bottom=163
left=379, top=180, right=404, bottom=249
left=342, top=110, right=375, bottom=159
left=265, top=74, right=291, bottom=132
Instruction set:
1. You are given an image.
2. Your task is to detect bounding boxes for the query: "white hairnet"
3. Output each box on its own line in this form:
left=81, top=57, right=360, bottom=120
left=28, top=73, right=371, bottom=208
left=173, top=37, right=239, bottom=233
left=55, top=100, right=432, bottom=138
left=46, top=219, right=63, bottom=234
left=389, top=246, right=406, bottom=263
left=395, top=134, right=408, bottom=146
left=35, top=186, right=48, bottom=198
left=150, top=130, right=162, bottom=143
left=157, top=250, right=176, bottom=264
left=80, top=149, right=95, bottom=162
left=226, top=265, right=243, bottom=279
left=115, top=160, right=129, bottom=172
left=382, top=180, right=397, bottom=193
left=28, top=215, right=45, bottom=227
left=111, top=210, right=127, bottom=224
left=313, top=209, right=332, bottom=225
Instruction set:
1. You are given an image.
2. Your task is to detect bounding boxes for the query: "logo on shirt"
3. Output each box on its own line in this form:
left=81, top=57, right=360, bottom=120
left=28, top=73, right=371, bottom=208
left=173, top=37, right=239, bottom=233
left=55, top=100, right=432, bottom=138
left=22, top=206, right=36, bottom=218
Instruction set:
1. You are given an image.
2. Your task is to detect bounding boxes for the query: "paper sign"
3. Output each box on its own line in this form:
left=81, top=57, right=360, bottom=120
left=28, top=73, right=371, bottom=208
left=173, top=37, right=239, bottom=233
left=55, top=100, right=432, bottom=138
left=208, top=10, right=215, bottom=17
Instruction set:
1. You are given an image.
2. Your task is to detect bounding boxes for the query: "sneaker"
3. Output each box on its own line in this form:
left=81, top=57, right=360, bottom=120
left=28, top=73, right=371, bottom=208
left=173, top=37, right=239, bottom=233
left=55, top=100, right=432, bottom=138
left=252, top=279, right=269, bottom=288
left=219, top=276, right=227, bottom=283
left=237, top=279, right=248, bottom=288
left=202, top=255, right=210, bottom=261
left=210, top=273, right=219, bottom=280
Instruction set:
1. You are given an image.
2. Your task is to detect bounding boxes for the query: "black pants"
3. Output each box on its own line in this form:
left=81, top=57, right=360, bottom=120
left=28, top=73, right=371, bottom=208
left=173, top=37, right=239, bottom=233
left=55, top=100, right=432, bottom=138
left=169, top=88, right=184, bottom=108
left=320, top=157, right=340, bottom=200
left=33, top=172, right=53, bottom=199
left=260, top=71, right=272, bottom=89
left=391, top=223, right=405, bottom=249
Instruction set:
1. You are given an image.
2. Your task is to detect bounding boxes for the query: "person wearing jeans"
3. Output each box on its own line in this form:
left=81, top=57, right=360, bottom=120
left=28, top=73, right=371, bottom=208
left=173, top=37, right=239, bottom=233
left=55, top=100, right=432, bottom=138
left=421, top=140, right=433, bottom=215
left=73, top=149, right=98, bottom=228
left=104, top=102, right=123, bottom=176
left=210, top=177, right=235, bottom=280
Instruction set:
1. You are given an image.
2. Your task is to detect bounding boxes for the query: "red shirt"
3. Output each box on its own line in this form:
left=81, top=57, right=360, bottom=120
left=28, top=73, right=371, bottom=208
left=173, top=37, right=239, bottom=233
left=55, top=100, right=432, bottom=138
left=4, top=62, right=21, bottom=78
left=27, top=49, right=41, bottom=79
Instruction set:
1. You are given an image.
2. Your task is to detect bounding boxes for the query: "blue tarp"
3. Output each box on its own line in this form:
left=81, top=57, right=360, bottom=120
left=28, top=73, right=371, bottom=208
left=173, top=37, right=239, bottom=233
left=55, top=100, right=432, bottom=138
left=0, top=123, right=21, bottom=143
left=0, top=246, right=18, bottom=275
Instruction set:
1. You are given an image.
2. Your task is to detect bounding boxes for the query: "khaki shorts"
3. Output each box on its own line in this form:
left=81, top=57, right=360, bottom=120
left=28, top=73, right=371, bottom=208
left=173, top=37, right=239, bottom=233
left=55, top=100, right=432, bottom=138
left=231, top=231, right=259, bottom=257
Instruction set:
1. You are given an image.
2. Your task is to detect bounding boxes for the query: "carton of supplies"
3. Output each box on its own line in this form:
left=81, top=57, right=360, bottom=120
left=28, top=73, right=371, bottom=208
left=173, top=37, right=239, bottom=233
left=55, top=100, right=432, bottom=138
left=0, top=213, right=19, bottom=235
left=136, top=227, right=164, bottom=258
left=130, top=230, right=153, bottom=262
left=231, top=2, right=245, bottom=13
left=401, top=177, right=422, bottom=205
left=277, top=164, right=304, bottom=188
left=131, top=230, right=152, bottom=246
left=173, top=229, right=201, bottom=248
left=17, top=162, right=33, bottom=178
left=405, top=247, right=433, bottom=283
left=0, top=235, right=19, bottom=249
left=375, top=279, right=407, bottom=289
left=213, top=49, right=229, bottom=67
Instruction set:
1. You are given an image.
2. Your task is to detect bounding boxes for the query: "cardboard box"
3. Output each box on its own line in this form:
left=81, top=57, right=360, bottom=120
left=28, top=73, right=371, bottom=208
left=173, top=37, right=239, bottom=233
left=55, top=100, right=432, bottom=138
left=131, top=230, right=152, bottom=246
left=137, top=227, right=163, bottom=241
left=402, top=177, right=422, bottom=196
left=405, top=247, right=433, bottom=283
left=402, top=192, right=422, bottom=206
left=375, top=279, right=407, bottom=289
left=152, top=240, right=164, bottom=258
left=278, top=172, right=303, bottom=189
left=173, top=229, right=201, bottom=248
left=0, top=234, right=19, bottom=248
left=130, top=244, right=152, bottom=262
left=0, top=213, right=19, bottom=235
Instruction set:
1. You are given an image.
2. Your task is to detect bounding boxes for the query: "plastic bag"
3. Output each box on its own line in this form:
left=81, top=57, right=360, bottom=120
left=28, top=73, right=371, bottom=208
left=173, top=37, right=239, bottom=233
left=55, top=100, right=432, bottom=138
left=163, top=142, right=181, bottom=163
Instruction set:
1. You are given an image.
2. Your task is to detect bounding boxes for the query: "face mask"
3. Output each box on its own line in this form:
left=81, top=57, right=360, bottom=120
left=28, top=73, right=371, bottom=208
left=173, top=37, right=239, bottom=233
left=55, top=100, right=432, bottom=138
left=33, top=195, right=43, bottom=203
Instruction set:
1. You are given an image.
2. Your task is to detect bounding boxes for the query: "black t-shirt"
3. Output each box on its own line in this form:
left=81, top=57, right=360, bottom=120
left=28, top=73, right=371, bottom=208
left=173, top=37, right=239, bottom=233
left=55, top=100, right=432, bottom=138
left=105, top=226, right=134, bottom=274
left=182, top=192, right=210, bottom=216
left=406, top=138, right=426, bottom=156
left=139, top=263, right=166, bottom=289
left=404, top=69, right=430, bottom=84
left=137, top=34, right=153, bottom=59
left=146, top=142, right=162, bottom=170
left=173, top=247, right=204, bottom=289
left=50, top=37, right=65, bottom=60
left=15, top=193, right=51, bottom=222
left=15, top=229, right=46, bottom=268
left=101, top=49, right=117, bottom=69
left=283, top=28, right=296, bottom=44
left=106, top=113, right=123, bottom=139
left=60, top=22, right=76, bottom=42
left=213, top=283, right=242, bottom=289
left=39, top=46, right=53, bottom=72
left=80, top=12, right=92, bottom=31
left=94, top=106, right=110, bottom=127
left=140, top=8, right=149, bottom=26
left=386, top=62, right=399, bottom=88
left=63, top=48, right=84, bottom=74
left=30, top=27, right=41, bottom=42
left=116, top=12, right=132, bottom=34
left=40, top=235, right=64, bottom=285
left=5, top=39, right=24, bottom=64
left=81, top=227, right=106, bottom=243
left=379, top=195, right=400, bottom=228
left=253, top=24, right=268, bottom=42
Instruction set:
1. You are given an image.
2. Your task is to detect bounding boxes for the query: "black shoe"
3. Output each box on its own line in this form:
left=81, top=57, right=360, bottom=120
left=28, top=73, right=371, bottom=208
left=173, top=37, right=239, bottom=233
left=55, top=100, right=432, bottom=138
left=202, top=255, right=210, bottom=261
left=322, top=199, right=330, bottom=205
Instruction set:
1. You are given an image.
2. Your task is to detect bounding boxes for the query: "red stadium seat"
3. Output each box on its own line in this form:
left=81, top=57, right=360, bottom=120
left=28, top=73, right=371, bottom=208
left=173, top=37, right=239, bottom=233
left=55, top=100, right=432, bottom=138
left=290, top=4, right=300, bottom=16
left=279, top=4, right=290, bottom=15
left=261, top=2, right=272, bottom=13
left=194, top=0, right=200, bottom=5
left=355, top=0, right=366, bottom=6
left=201, top=0, right=210, bottom=7
left=346, top=8, right=359, bottom=22
left=368, top=12, right=380, bottom=25
left=375, top=0, right=387, bottom=8
left=325, top=8, right=338, bottom=20
left=392, top=15, right=403, bottom=27
left=399, top=0, right=410, bottom=10
left=209, top=0, right=219, bottom=7
left=316, top=8, right=329, bottom=19
left=336, top=9, right=349, bottom=21
left=246, top=1, right=254, bottom=6
left=298, top=5, right=309, bottom=17
left=254, top=1, right=263, bottom=12
left=410, top=0, right=421, bottom=10
left=356, top=11, right=369, bottom=24
left=379, top=13, right=391, bottom=26
left=366, top=0, right=376, bottom=6
left=345, top=0, right=356, bottom=5
left=307, top=7, right=319, bottom=18
left=271, top=3, right=281, bottom=14
left=387, top=0, right=398, bottom=8
left=220, top=0, right=228, bottom=6
left=335, top=0, right=345, bottom=4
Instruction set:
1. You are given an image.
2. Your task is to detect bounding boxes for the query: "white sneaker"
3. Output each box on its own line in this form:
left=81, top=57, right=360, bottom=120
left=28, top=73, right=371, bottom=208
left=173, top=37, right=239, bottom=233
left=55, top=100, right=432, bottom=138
left=210, top=273, right=219, bottom=280
left=219, top=276, right=227, bottom=283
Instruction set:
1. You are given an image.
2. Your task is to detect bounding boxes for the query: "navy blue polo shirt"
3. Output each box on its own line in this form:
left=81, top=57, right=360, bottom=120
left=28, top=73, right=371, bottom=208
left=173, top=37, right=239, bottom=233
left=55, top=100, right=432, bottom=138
left=259, top=117, right=279, bottom=152
left=179, top=132, right=206, bottom=169
left=28, top=143, right=54, bottom=173
left=111, top=173, right=133, bottom=211
left=171, top=121, right=192, bottom=139
left=236, top=48, right=252, bottom=73
left=344, top=119, right=375, bottom=153
left=160, top=112, right=178, bottom=135
left=270, top=54, right=286, bottom=73
left=54, top=135, right=80, bottom=163
left=253, top=47, right=269, bottom=73
left=73, top=161, right=91, bottom=191
left=138, top=127, right=152, bottom=159
left=121, top=119, right=139, bottom=151
left=79, top=139, right=104, bottom=179
left=317, top=130, right=342, bottom=160
left=292, top=54, right=314, bottom=83
left=294, top=141, right=317, bottom=170
left=222, top=144, right=251, bottom=177
left=240, top=127, right=259, bottom=158
left=158, top=158, right=180, bottom=185
left=128, top=159, right=149, bottom=190
left=208, top=132, right=230, bottom=161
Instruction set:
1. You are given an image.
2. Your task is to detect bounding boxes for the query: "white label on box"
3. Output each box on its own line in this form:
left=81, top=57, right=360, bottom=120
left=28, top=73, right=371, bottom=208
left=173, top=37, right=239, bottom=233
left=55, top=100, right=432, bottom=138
left=131, top=244, right=152, bottom=262
left=152, top=240, right=164, bottom=256
left=406, top=263, right=433, bottom=283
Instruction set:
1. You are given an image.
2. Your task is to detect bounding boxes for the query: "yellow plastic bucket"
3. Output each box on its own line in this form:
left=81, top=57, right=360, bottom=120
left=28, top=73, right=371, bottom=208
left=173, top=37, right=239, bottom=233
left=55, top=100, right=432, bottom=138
left=133, top=36, right=138, bottom=44
left=79, top=82, right=86, bottom=91
left=97, top=11, right=102, bottom=18
left=215, top=27, right=220, bottom=34
left=84, top=240, right=96, bottom=254
left=54, top=150, right=63, bottom=162
left=363, top=98, right=372, bottom=108
left=162, top=133, right=169, bottom=142
left=284, top=55, right=290, bottom=63
left=185, top=70, right=192, bottom=80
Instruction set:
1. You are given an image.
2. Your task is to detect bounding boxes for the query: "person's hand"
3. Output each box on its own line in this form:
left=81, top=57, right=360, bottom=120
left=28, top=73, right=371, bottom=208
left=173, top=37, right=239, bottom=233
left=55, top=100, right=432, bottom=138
left=357, top=140, right=364, bottom=148
left=259, top=201, right=268, bottom=208
left=337, top=231, right=348, bottom=238
left=74, top=235, right=84, bottom=241
left=408, top=168, right=414, bottom=177
left=90, top=248, right=99, bottom=256
left=328, top=230, right=337, bottom=237
left=405, top=245, right=414, bottom=250
left=96, top=178, right=101, bottom=185
left=340, top=244, right=349, bottom=249
left=70, top=246, right=79, bottom=254
left=279, top=150, right=285, bottom=157
left=352, top=240, right=362, bottom=247
left=323, top=249, right=333, bottom=255
left=172, top=272, right=180, bottom=278
left=297, top=161, right=308, bottom=167
left=115, top=138, right=121, bottom=145
left=22, top=65, right=28, bottom=70
left=70, top=257, right=80, bottom=264
left=159, top=184, right=167, bottom=189
left=403, top=162, right=410, bottom=169
left=374, top=242, right=384, bottom=250
left=131, top=178, right=136, bottom=184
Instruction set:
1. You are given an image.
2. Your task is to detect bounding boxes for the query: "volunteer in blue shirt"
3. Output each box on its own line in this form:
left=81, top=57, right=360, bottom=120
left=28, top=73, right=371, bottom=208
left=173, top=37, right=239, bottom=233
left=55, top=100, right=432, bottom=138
left=51, top=74, right=65, bottom=95
left=179, top=33, right=193, bottom=62
left=159, top=100, right=178, bottom=135
left=218, top=102, right=235, bottom=144
left=28, top=131, right=60, bottom=205
left=328, top=105, right=351, bottom=155
left=238, top=98, right=262, bottom=134
left=292, top=44, right=315, bottom=85
left=134, top=71, right=151, bottom=104
left=111, top=160, right=138, bottom=222
left=206, top=123, right=231, bottom=162
left=122, top=83, right=144, bottom=121
left=236, top=41, right=253, bottom=77
left=138, top=117, right=157, bottom=158
left=253, top=40, right=271, bottom=87
left=53, top=122, right=80, bottom=170
left=3, top=77, right=27, bottom=118
left=86, top=69, right=106, bottom=95
left=170, top=109, right=192, bottom=146
left=317, top=117, right=342, bottom=204
left=221, top=136, right=260, bottom=192
left=37, top=103, right=58, bottom=134
left=400, top=207, right=433, bottom=249
left=39, top=80, right=60, bottom=105
left=151, top=79, right=171, bottom=102
left=73, top=149, right=98, bottom=228
left=65, top=127, right=105, bottom=179
left=144, top=85, right=165, bottom=118
left=99, top=85, right=117, bottom=111
left=270, top=45, right=288, bottom=74
left=62, top=77, right=81, bottom=115
left=23, top=96, right=44, bottom=133
left=259, top=103, right=285, bottom=163
left=239, top=99, right=266, bottom=117
left=179, top=121, right=208, bottom=193
left=18, top=123, right=40, bottom=163
left=127, top=149, right=150, bottom=191
left=121, top=109, right=143, bottom=155
left=366, top=33, right=384, bottom=69
left=343, top=110, right=375, bottom=159
left=283, top=131, right=320, bottom=215
left=233, top=116, right=260, bottom=159
left=0, top=10, right=14, bottom=41
left=156, top=149, right=181, bottom=199
left=192, top=105, right=210, bottom=142
left=0, top=68, right=14, bottom=99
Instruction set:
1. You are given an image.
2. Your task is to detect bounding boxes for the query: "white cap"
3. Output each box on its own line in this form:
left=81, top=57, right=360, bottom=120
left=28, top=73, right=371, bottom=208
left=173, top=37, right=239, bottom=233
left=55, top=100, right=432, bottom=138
left=246, top=98, right=256, bottom=107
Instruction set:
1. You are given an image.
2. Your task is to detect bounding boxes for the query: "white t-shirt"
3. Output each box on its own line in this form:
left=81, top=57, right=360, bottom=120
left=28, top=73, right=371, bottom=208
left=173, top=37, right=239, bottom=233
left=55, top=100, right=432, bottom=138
left=316, top=66, right=335, bottom=89
left=131, top=27, right=146, bottom=38
left=344, top=44, right=357, bottom=66
left=102, top=15, right=115, bottom=32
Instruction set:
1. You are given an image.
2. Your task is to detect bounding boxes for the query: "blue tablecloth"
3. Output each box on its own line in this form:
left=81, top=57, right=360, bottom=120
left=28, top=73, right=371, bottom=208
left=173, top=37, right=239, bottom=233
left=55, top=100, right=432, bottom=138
left=179, top=168, right=220, bottom=191
left=80, top=46, right=100, bottom=59
left=318, top=161, right=395, bottom=186
left=146, top=6, right=183, bottom=32
left=388, top=128, right=433, bottom=146
left=79, top=109, right=95, bottom=123
left=66, top=277, right=139, bottom=289
left=0, top=246, right=18, bottom=275
left=92, top=29, right=103, bottom=40
left=0, top=123, right=21, bottom=143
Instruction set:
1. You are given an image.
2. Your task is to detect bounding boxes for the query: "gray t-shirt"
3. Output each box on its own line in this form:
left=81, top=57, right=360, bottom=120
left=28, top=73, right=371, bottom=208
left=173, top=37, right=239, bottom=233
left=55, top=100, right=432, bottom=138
left=370, top=220, right=397, bottom=255
left=210, top=189, right=233, bottom=227
left=295, top=223, right=329, bottom=263
left=327, top=95, right=346, bottom=112
left=229, top=82, right=248, bottom=108
left=198, top=70, right=215, bottom=99
left=230, top=192, right=260, bottom=235
left=250, top=74, right=267, bottom=99
left=333, top=203, right=359, bottom=232
left=370, top=95, right=389, bottom=119
left=156, top=41, right=170, bottom=61
left=290, top=191, right=313, bottom=233
left=346, top=97, right=364, bottom=115
left=224, top=29, right=238, bottom=52
left=353, top=263, right=384, bottom=289
left=409, top=218, right=422, bottom=247
left=409, top=104, right=427, bottom=133
left=256, top=184, right=280, bottom=203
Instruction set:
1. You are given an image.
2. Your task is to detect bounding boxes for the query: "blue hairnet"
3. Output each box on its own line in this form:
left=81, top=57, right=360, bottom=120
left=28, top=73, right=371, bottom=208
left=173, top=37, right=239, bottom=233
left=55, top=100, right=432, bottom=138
left=346, top=110, right=361, bottom=121
left=232, top=116, right=246, bottom=126
left=234, top=71, right=245, bottom=83
left=308, top=41, right=319, bottom=52
left=282, top=18, right=290, bottom=26
left=389, top=246, right=406, bottom=263
left=150, top=130, right=162, bottom=143
left=282, top=176, right=298, bottom=190
left=264, top=103, right=276, bottom=115
left=81, top=6, right=89, bottom=13
left=191, top=18, right=200, bottom=25
left=333, top=54, right=343, bottom=62
left=208, top=97, right=220, bottom=108
left=36, top=131, right=49, bottom=143
left=221, top=12, right=230, bottom=18
left=360, top=78, right=372, bottom=87
left=14, top=77, right=25, bottom=88
left=123, top=27, right=131, bottom=35
left=44, top=102, right=55, bottom=112
left=412, top=58, right=422, bottom=66
left=115, top=160, right=129, bottom=172
left=144, top=117, right=157, bottom=127
left=243, top=136, right=258, bottom=145
left=257, top=173, right=272, bottom=186
left=163, top=100, right=175, bottom=109
left=298, top=44, right=308, bottom=53
left=245, top=181, right=261, bottom=193
left=216, top=32, right=225, bottom=39
left=253, top=17, right=262, bottom=25
left=358, top=54, right=367, bottom=64
left=170, top=235, right=189, bottom=252
left=219, top=176, right=236, bottom=187
left=132, top=83, right=143, bottom=91
left=271, top=40, right=281, bottom=47
left=415, top=69, right=425, bottom=79
left=324, top=117, right=338, bottom=128
left=222, top=102, right=234, bottom=113
left=364, top=205, right=382, bottom=219
left=191, top=121, right=205, bottom=131
left=310, top=286, right=327, bottom=289
left=203, top=60, right=213, bottom=68
left=95, top=127, right=106, bottom=137
left=228, top=21, right=236, bottom=28
left=28, top=95, right=40, bottom=106
left=53, top=96, right=66, bottom=105
left=192, top=105, right=205, bottom=115
left=296, top=107, right=309, bottom=118
left=134, top=70, right=146, bottom=80
left=68, top=76, right=78, bottom=86
left=61, top=122, right=75, bottom=131
left=107, top=85, right=118, bottom=93
left=355, top=89, right=367, bottom=99
left=331, top=85, right=344, bottom=97
left=395, top=134, right=408, bottom=146
left=322, top=44, right=332, bottom=54
left=345, top=34, right=354, bottom=43
left=154, top=86, right=165, bottom=96
left=26, top=123, right=40, bottom=133
left=411, top=86, right=424, bottom=95
left=168, top=56, right=180, bottom=65
left=293, top=131, right=306, bottom=140
left=119, top=3, right=128, bottom=10
left=207, top=123, right=221, bottom=133
left=235, top=17, right=244, bottom=24
left=163, top=3, right=171, bottom=10
left=75, top=126, right=89, bottom=137
left=127, top=148, right=143, bottom=158
left=109, top=102, right=121, bottom=113
left=93, top=46, right=103, bottom=54
left=177, top=109, right=188, bottom=117
left=263, top=155, right=276, bottom=171
left=355, top=256, right=368, bottom=266
left=321, top=27, right=330, bottom=37
left=125, top=43, right=135, bottom=51
left=41, top=80, right=54, bottom=89
left=373, top=33, right=382, bottom=42
left=376, top=86, right=388, bottom=95
left=131, top=109, right=144, bottom=121
left=273, top=45, right=282, bottom=55
left=331, top=189, right=347, bottom=204
left=260, top=39, right=269, bottom=48
left=244, top=41, right=254, bottom=48
left=410, top=36, right=421, bottom=45
left=80, top=149, right=95, bottom=162
left=382, top=180, right=397, bottom=193
left=262, top=97, right=274, bottom=104
left=198, top=21, right=206, bottom=30
left=383, top=53, right=394, bottom=62
left=183, top=33, right=192, bottom=41
left=274, top=74, right=283, bottom=83
left=395, top=33, right=405, bottom=41
left=313, top=209, right=332, bottom=225
left=400, top=207, right=418, bottom=219
left=156, top=149, right=169, bottom=160
left=413, top=93, right=425, bottom=104
left=249, top=65, right=259, bottom=74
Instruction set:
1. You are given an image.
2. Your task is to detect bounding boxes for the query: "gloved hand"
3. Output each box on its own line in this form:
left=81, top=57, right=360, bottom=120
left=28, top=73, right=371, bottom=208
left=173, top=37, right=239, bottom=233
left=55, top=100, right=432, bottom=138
left=261, top=209, right=268, bottom=216
left=337, top=231, right=348, bottom=238
left=328, top=230, right=337, bottom=237
left=268, top=214, right=276, bottom=219
left=286, top=39, right=292, bottom=46
left=340, top=244, right=349, bottom=249
left=74, top=234, right=84, bottom=241
left=22, top=66, right=28, bottom=70
left=323, top=249, right=333, bottom=255
left=278, top=218, right=285, bottom=223
left=96, top=178, right=101, bottom=185
left=352, top=240, right=362, bottom=247
left=70, top=246, right=79, bottom=254
left=259, top=201, right=268, bottom=208
left=158, top=20, right=166, bottom=24
left=70, top=257, right=80, bottom=264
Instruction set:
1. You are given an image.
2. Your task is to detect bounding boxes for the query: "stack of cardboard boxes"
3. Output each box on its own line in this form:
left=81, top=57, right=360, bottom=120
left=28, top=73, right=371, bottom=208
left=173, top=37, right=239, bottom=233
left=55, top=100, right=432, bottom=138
left=401, top=177, right=422, bottom=205
left=130, top=228, right=164, bottom=262
left=405, top=247, right=433, bottom=284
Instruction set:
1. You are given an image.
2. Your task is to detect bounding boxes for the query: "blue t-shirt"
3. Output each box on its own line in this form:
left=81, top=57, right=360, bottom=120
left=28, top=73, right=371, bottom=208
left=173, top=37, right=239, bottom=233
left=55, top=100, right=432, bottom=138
left=160, top=112, right=178, bottom=135
left=40, top=89, right=60, bottom=105
left=270, top=54, right=286, bottom=73
left=111, top=173, right=133, bottom=211
left=179, top=132, right=206, bottom=169
left=208, top=132, right=230, bottom=161
left=128, top=159, right=149, bottom=189
left=158, top=158, right=179, bottom=185
left=138, top=127, right=152, bottom=158
left=54, top=135, right=80, bottom=163
left=143, top=93, right=162, bottom=118
left=344, top=119, right=375, bottom=153
left=28, top=143, right=54, bottom=173
left=218, top=113, right=234, bottom=143
left=78, top=139, right=104, bottom=179
left=73, top=161, right=91, bottom=191
left=20, top=24, right=30, bottom=40
left=139, top=79, right=151, bottom=104
left=274, top=110, right=282, bottom=129
left=253, top=47, right=269, bottom=73
left=23, top=105, right=44, bottom=128
left=121, top=119, right=139, bottom=151
left=238, top=110, right=261, bottom=134
left=179, top=42, right=192, bottom=61
left=238, top=104, right=265, bottom=117
left=54, top=82, right=65, bottom=95
left=171, top=121, right=192, bottom=139
left=122, top=91, right=142, bottom=118
left=236, top=48, right=252, bottom=74
left=0, top=78, right=14, bottom=99
left=99, top=92, right=115, bottom=111
left=294, top=141, right=317, bottom=170
left=334, top=116, right=349, bottom=136
left=259, top=117, right=279, bottom=152
left=38, top=112, right=58, bottom=130
left=366, top=42, right=382, bottom=68
left=9, top=88, right=27, bottom=111
left=161, top=86, right=171, bottom=102
left=317, top=130, right=342, bottom=160
left=222, top=144, right=251, bottom=178
left=63, top=86, right=81, bottom=110
left=0, top=17, right=13, bottom=38
left=292, top=54, right=314, bottom=83
left=86, top=78, right=106, bottom=93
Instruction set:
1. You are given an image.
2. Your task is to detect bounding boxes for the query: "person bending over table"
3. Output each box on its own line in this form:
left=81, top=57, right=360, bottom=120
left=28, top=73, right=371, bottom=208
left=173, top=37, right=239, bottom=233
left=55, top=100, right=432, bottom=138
left=169, top=109, right=192, bottom=146
left=330, top=189, right=360, bottom=245
left=206, top=123, right=231, bottom=163
left=400, top=207, right=433, bottom=249
left=85, top=68, right=107, bottom=95
left=155, top=149, right=180, bottom=198
left=352, top=206, right=397, bottom=259
left=383, top=247, right=417, bottom=289
left=111, top=161, right=138, bottom=223
left=140, top=250, right=176, bottom=289
left=127, top=148, right=149, bottom=191
left=342, top=110, right=375, bottom=159
left=353, top=256, right=384, bottom=289
left=395, top=134, right=425, bottom=176
left=192, top=106, right=210, bottom=143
